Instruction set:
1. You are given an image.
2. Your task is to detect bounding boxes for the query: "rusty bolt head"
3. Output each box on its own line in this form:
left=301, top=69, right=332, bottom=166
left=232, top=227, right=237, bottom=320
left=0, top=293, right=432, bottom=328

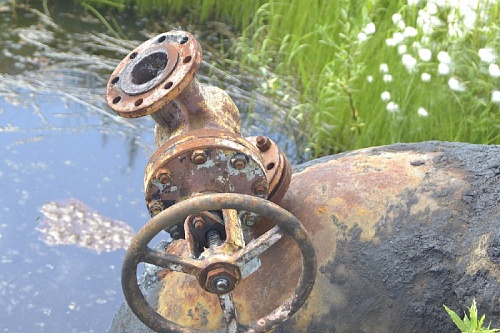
left=204, top=265, right=240, bottom=295
left=156, top=169, right=172, bottom=184
left=148, top=201, right=163, bottom=216
left=239, top=211, right=258, bottom=227
left=191, top=149, right=208, bottom=165
left=192, top=215, right=204, bottom=229
left=252, top=180, right=268, bottom=198
left=230, top=153, right=247, bottom=170
left=256, top=136, right=272, bottom=152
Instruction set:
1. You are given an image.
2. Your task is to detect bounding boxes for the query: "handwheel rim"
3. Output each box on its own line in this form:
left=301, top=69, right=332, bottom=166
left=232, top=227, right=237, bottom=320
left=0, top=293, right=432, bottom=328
left=122, top=193, right=317, bottom=333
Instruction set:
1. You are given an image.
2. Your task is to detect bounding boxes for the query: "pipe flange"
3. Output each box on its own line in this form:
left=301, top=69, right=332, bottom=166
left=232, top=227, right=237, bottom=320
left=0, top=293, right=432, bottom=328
left=106, top=31, right=202, bottom=118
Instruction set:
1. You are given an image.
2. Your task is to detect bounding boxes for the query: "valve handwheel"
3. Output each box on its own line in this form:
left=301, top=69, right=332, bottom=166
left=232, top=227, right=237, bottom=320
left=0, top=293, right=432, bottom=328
left=122, top=193, right=317, bottom=333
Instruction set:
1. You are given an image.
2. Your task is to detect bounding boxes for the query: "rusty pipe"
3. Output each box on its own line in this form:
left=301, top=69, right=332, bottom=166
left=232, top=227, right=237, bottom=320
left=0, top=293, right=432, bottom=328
left=105, top=31, right=240, bottom=146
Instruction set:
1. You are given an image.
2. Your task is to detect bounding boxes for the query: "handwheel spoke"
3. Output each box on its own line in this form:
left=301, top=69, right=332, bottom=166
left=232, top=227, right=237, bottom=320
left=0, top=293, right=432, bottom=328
left=234, top=225, right=284, bottom=266
left=143, top=247, right=203, bottom=275
left=218, top=293, right=239, bottom=333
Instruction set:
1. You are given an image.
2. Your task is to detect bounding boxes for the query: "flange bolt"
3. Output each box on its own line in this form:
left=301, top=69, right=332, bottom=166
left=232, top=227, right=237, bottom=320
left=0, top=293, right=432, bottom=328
left=256, top=136, right=272, bottom=152
left=214, top=277, right=230, bottom=292
left=231, top=153, right=248, bottom=170
left=191, top=149, right=208, bottom=165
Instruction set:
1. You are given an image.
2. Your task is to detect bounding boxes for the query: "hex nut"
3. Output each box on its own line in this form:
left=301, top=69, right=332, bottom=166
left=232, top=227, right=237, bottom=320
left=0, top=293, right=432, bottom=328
left=204, top=266, right=240, bottom=294
left=191, top=149, right=208, bottom=165
left=148, top=201, right=163, bottom=216
left=231, top=153, right=247, bottom=170
left=156, top=169, right=172, bottom=184
left=252, top=179, right=268, bottom=198
left=192, top=216, right=204, bottom=229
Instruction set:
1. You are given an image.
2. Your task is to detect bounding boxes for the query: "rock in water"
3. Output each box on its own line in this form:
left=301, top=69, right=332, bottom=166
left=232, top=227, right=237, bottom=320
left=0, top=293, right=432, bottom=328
left=38, top=199, right=135, bottom=253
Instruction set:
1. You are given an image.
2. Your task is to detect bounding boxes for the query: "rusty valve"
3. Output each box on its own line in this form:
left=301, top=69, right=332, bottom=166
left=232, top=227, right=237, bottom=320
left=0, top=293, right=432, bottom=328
left=106, top=30, right=292, bottom=233
left=121, top=193, right=317, bottom=333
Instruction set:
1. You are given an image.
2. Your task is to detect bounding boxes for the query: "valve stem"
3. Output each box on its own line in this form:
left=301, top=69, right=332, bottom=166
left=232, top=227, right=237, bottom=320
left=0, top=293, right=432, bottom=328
left=207, top=229, right=222, bottom=248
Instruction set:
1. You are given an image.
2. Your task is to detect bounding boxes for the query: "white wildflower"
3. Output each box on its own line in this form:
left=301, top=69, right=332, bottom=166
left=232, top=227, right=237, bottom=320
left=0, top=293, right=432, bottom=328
left=417, top=107, right=429, bottom=117
left=403, top=26, right=418, bottom=38
left=367, top=75, right=374, bottom=83
left=364, top=22, right=376, bottom=35
left=421, top=72, right=431, bottom=82
left=426, top=2, right=438, bottom=15
left=478, top=48, right=496, bottom=63
left=418, top=48, right=432, bottom=62
left=397, top=20, right=406, bottom=30
left=492, top=91, right=500, bottom=104
left=386, top=38, right=398, bottom=47
left=398, top=45, right=407, bottom=55
left=381, top=91, right=391, bottom=102
left=383, top=74, right=393, bottom=83
left=379, top=63, right=389, bottom=74
left=392, top=13, right=403, bottom=25
left=402, top=54, right=417, bottom=72
left=387, top=102, right=400, bottom=113
left=438, top=63, right=450, bottom=75
left=357, top=32, right=368, bottom=42
left=448, top=77, right=466, bottom=92
left=437, top=51, right=451, bottom=64
left=408, top=0, right=420, bottom=5
left=393, top=32, right=405, bottom=44
left=488, top=63, right=500, bottom=78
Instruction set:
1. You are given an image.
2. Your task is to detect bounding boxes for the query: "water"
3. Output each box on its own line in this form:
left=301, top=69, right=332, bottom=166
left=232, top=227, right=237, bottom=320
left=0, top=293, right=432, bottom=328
left=0, top=3, right=155, bottom=332
left=0, top=2, right=300, bottom=331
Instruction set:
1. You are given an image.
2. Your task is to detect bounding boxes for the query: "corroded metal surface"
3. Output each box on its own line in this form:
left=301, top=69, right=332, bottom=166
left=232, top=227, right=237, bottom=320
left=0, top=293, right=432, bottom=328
left=106, top=30, right=292, bottom=234
left=106, top=31, right=202, bottom=119
left=105, top=31, right=240, bottom=145
left=120, top=193, right=316, bottom=333
left=110, top=141, right=500, bottom=333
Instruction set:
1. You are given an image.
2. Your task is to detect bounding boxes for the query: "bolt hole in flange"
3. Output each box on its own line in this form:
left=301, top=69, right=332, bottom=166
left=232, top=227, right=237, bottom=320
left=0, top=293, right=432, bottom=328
left=179, top=36, right=188, bottom=44
left=130, top=51, right=138, bottom=59
left=183, top=56, right=192, bottom=64
left=164, top=81, right=173, bottom=90
left=157, top=35, right=166, bottom=43
left=111, top=76, right=119, bottom=84
left=266, top=162, right=275, bottom=170
left=112, top=96, right=121, bottom=104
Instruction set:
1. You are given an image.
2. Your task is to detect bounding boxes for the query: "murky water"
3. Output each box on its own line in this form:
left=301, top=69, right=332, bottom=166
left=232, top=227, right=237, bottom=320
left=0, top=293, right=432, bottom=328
left=0, top=3, right=163, bottom=332
left=0, top=2, right=299, bottom=332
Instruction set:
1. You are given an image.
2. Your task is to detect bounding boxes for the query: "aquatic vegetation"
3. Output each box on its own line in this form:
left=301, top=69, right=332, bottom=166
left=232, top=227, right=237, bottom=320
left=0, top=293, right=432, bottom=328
left=38, top=199, right=135, bottom=253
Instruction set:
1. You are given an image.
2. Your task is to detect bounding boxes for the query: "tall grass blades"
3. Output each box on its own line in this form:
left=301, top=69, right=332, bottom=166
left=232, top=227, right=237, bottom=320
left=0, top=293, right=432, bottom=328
left=238, top=0, right=500, bottom=157
left=76, top=0, right=500, bottom=159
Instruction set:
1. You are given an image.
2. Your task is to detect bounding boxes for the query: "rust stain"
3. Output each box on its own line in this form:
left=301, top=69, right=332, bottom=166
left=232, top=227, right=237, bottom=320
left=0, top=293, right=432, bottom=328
left=278, top=147, right=469, bottom=331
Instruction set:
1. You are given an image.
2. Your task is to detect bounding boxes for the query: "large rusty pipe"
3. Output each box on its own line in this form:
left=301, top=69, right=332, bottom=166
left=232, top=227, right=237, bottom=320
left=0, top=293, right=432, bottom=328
left=110, top=141, right=500, bottom=333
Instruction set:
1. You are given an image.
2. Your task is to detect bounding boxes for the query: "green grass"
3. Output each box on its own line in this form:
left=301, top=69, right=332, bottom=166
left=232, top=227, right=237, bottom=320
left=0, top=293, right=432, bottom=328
left=77, top=0, right=500, bottom=160
left=445, top=299, right=500, bottom=333
left=236, top=0, right=500, bottom=157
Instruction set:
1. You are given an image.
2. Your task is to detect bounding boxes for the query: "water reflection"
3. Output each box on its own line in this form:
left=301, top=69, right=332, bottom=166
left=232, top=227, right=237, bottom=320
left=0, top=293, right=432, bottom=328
left=0, top=2, right=301, bottom=332
left=0, top=4, right=152, bottom=331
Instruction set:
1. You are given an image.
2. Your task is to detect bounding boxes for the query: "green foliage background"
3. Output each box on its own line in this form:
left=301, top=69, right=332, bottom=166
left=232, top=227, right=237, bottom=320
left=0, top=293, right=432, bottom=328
left=81, top=0, right=500, bottom=159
